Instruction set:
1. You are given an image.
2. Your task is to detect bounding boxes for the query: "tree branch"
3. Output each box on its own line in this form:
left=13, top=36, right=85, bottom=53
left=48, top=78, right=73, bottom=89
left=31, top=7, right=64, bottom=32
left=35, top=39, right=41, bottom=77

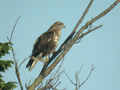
left=78, top=65, right=95, bottom=88
left=27, top=0, right=120, bottom=90
left=9, top=16, right=21, bottom=42
left=19, top=56, right=30, bottom=68
left=11, top=47, right=23, bottom=90
left=8, top=16, right=23, bottom=90
left=40, top=0, right=94, bottom=80
left=63, top=71, right=76, bottom=86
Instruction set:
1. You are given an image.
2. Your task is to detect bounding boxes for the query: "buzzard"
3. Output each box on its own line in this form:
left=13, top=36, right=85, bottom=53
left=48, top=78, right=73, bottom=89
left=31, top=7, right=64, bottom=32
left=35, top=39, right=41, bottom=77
left=26, top=21, right=65, bottom=70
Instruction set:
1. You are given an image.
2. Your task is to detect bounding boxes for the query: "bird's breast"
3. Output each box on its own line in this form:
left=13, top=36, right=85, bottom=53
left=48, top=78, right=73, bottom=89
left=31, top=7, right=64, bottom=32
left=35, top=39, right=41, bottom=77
left=53, top=31, right=61, bottom=44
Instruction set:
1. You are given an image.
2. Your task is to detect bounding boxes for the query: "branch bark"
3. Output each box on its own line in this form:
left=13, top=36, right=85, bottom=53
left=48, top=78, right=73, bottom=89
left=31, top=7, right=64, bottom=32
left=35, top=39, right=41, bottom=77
left=27, top=0, right=120, bottom=90
left=40, top=0, right=94, bottom=74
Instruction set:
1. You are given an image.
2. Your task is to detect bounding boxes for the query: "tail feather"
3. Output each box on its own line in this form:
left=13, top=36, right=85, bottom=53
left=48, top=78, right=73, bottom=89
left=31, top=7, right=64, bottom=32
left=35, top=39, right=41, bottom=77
left=26, top=54, right=43, bottom=71
left=26, top=58, right=36, bottom=71
left=26, top=58, right=39, bottom=71
left=26, top=58, right=34, bottom=68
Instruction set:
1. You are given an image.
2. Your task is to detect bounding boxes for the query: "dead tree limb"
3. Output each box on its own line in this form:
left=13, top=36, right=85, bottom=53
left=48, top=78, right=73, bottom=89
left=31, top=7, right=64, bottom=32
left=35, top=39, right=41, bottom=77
left=27, top=0, right=120, bottom=90
left=78, top=65, right=95, bottom=88
left=40, top=0, right=94, bottom=74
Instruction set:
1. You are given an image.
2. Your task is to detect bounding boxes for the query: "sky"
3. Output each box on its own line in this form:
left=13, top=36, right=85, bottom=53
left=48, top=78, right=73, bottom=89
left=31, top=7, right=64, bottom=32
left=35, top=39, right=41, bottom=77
left=0, top=0, right=120, bottom=90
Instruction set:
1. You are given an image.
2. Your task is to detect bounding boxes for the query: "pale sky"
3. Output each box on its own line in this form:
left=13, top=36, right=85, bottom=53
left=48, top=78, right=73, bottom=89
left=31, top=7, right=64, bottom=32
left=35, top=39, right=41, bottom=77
left=0, top=0, right=120, bottom=90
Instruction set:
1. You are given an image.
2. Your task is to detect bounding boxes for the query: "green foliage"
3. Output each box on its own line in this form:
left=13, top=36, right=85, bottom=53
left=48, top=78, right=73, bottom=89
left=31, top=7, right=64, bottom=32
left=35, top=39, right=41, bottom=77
left=0, top=60, right=13, bottom=72
left=0, top=82, right=17, bottom=90
left=0, top=42, right=16, bottom=90
left=0, top=42, right=12, bottom=58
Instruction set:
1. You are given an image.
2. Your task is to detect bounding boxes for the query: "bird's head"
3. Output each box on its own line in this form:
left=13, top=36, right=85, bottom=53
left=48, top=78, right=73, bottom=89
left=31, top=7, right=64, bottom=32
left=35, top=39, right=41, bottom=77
left=52, top=21, right=65, bottom=30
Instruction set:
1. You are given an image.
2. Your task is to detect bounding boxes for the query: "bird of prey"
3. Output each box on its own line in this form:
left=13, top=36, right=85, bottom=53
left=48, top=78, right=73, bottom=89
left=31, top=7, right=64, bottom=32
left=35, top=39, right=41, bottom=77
left=26, top=21, right=65, bottom=71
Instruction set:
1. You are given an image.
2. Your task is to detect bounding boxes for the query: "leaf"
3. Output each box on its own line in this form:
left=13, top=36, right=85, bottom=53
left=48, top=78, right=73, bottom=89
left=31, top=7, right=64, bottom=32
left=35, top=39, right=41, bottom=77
left=0, top=42, right=12, bottom=58
left=0, top=60, right=13, bottom=72
left=2, top=82, right=17, bottom=90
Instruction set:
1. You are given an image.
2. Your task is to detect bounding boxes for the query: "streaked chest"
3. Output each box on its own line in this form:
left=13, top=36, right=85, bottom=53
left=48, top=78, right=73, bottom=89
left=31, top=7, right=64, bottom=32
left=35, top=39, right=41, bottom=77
left=53, top=30, right=61, bottom=44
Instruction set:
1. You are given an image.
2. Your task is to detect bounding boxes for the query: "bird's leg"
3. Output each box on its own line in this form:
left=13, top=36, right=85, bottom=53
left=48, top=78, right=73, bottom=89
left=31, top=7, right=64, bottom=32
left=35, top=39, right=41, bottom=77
left=32, top=56, right=39, bottom=62
left=38, top=53, right=43, bottom=60
left=37, top=53, right=45, bottom=63
left=37, top=53, right=49, bottom=63
left=44, top=55, right=50, bottom=63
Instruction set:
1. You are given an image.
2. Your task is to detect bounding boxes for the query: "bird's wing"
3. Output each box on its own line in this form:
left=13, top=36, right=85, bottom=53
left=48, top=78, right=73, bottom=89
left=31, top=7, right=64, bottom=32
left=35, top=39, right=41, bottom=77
left=26, top=31, right=55, bottom=70
left=31, top=31, right=55, bottom=57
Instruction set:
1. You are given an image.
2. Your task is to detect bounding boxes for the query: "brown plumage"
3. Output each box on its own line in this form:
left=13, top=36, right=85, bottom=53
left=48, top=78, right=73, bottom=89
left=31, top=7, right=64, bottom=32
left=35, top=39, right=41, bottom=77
left=26, top=21, right=65, bottom=71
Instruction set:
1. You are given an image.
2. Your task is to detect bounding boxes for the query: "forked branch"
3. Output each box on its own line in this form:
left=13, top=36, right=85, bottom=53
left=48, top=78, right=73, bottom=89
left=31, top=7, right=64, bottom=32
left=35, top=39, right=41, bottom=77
left=27, top=0, right=120, bottom=90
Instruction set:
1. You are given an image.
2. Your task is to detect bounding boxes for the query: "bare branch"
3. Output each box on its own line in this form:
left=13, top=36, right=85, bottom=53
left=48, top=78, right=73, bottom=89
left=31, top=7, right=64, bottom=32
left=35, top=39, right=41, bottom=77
left=38, top=61, right=64, bottom=90
left=19, top=56, right=30, bottom=68
left=87, top=0, right=120, bottom=26
left=52, top=58, right=64, bottom=79
left=76, top=24, right=103, bottom=43
left=75, top=71, right=80, bottom=90
left=78, top=65, right=95, bottom=88
left=78, top=0, right=120, bottom=34
left=72, top=0, right=94, bottom=33
left=27, top=1, right=120, bottom=90
left=63, top=71, right=76, bottom=86
left=73, top=65, right=95, bottom=90
left=45, top=0, right=118, bottom=83
left=8, top=16, right=23, bottom=90
left=9, top=16, right=21, bottom=42
left=77, top=64, right=83, bottom=75
left=63, top=65, right=94, bottom=90
left=40, top=0, right=94, bottom=74
left=11, top=47, right=23, bottom=90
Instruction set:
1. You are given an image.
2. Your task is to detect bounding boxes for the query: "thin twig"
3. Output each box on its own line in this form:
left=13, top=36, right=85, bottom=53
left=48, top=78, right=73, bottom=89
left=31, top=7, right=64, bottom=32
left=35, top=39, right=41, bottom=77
left=75, top=72, right=79, bottom=90
left=19, top=55, right=30, bottom=68
left=75, top=69, right=82, bottom=90
left=79, top=65, right=95, bottom=88
left=27, top=1, right=120, bottom=90
left=40, top=0, right=94, bottom=74
left=9, top=16, right=21, bottom=42
left=77, top=24, right=103, bottom=41
left=44, top=0, right=117, bottom=82
left=11, top=47, right=23, bottom=90
left=75, top=66, right=83, bottom=90
left=77, top=64, right=83, bottom=76
left=52, top=58, right=64, bottom=79
left=54, top=81, right=61, bottom=89
left=78, top=0, right=120, bottom=34
left=72, top=0, right=94, bottom=33
left=63, top=71, right=76, bottom=86
left=8, top=16, right=23, bottom=90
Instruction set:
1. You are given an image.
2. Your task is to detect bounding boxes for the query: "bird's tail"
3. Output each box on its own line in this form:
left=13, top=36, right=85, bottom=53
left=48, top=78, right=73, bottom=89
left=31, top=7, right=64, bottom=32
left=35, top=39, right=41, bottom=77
left=26, top=53, right=43, bottom=71
left=26, top=57, right=39, bottom=71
